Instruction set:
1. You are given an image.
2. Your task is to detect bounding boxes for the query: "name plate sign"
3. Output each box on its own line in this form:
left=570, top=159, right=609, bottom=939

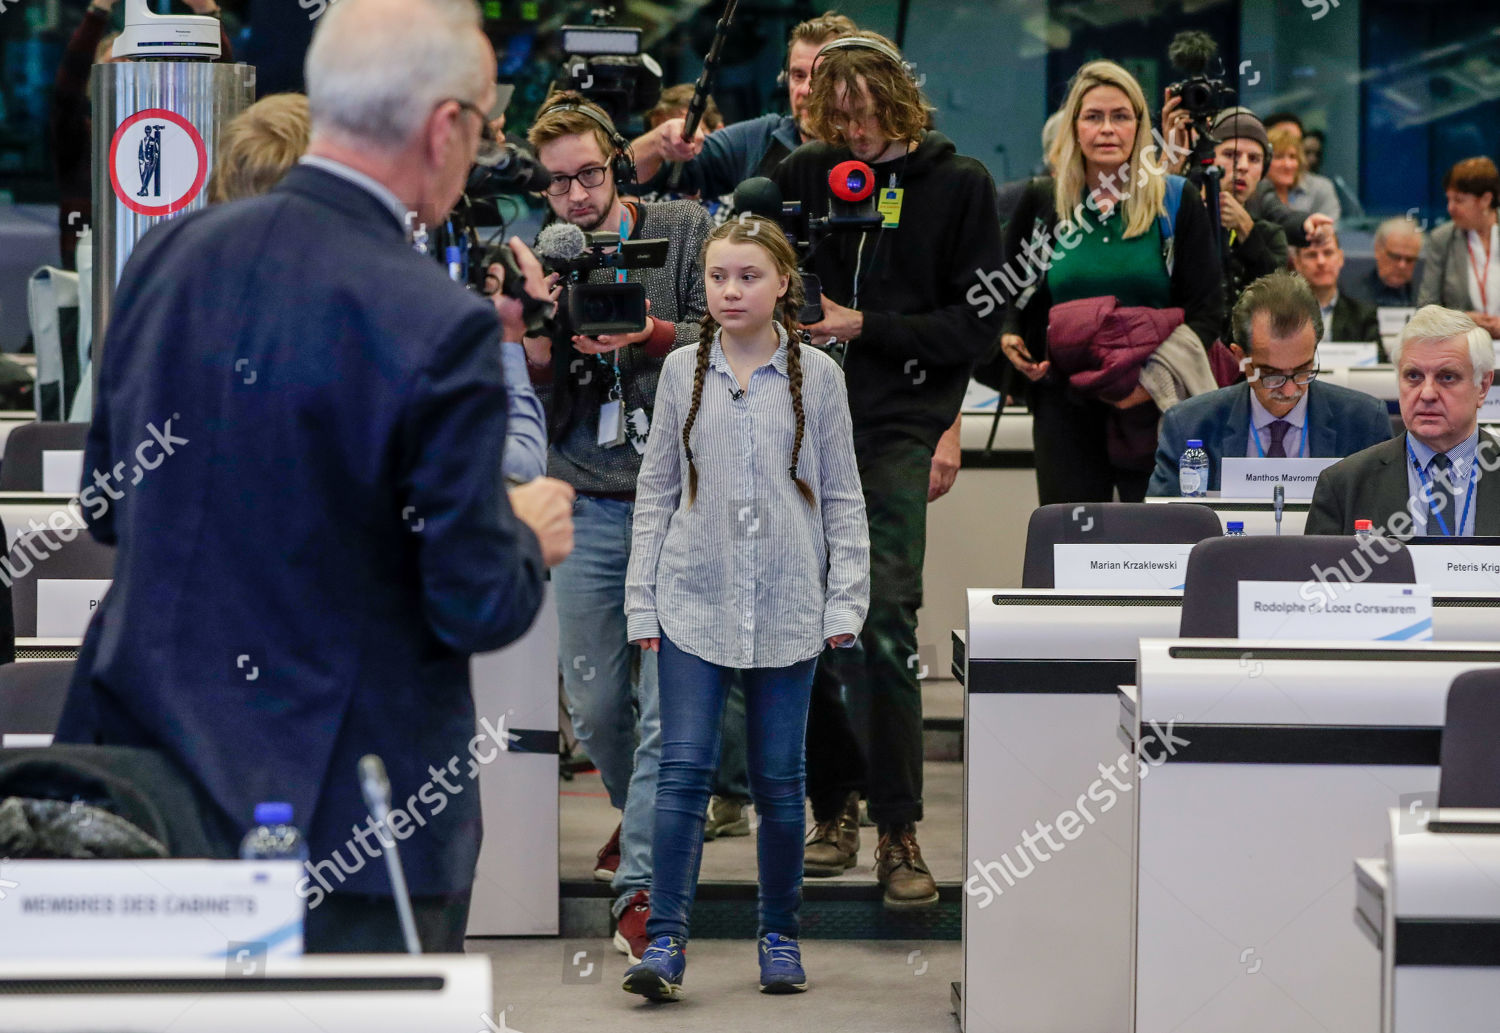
left=36, top=578, right=110, bottom=638
left=1221, top=457, right=1338, bottom=500
left=1319, top=342, right=1379, bottom=368
left=1238, top=580, right=1432, bottom=641
left=0, top=859, right=304, bottom=960
left=1408, top=544, right=1500, bottom=591
left=1053, top=543, right=1193, bottom=590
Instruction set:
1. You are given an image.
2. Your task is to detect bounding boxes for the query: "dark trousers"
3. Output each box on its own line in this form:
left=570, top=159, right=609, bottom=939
left=806, top=434, right=929, bottom=827
left=304, top=888, right=474, bottom=953
left=1031, top=383, right=1152, bottom=505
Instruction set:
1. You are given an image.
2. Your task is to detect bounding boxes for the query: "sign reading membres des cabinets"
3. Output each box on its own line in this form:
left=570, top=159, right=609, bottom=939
left=1238, top=580, right=1433, bottom=642
left=0, top=860, right=304, bottom=960
left=109, top=108, right=208, bottom=217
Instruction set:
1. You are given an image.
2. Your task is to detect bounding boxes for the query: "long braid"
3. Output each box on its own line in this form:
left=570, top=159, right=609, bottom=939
left=785, top=329, right=816, bottom=506
left=682, top=314, right=716, bottom=506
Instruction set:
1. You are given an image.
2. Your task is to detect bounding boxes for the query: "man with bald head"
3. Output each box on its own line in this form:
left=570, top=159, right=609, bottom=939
left=55, top=0, right=574, bottom=952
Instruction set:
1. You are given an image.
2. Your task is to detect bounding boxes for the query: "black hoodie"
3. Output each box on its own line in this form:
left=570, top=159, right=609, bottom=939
left=773, top=131, right=1004, bottom=451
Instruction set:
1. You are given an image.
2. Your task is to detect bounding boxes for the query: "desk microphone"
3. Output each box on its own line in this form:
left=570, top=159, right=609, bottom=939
left=358, top=754, right=422, bottom=955
left=1273, top=485, right=1285, bottom=536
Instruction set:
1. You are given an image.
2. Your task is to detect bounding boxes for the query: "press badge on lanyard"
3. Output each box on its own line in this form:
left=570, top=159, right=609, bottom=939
left=877, top=187, right=903, bottom=229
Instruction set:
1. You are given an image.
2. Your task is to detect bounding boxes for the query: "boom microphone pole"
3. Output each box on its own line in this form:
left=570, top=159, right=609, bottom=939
left=667, top=0, right=739, bottom=190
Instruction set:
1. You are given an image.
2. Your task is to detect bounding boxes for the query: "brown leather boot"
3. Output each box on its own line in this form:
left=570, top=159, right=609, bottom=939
left=803, top=791, right=860, bottom=877
left=875, top=824, right=939, bottom=909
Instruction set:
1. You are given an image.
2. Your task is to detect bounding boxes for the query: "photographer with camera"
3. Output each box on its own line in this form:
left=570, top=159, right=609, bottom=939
left=629, top=11, right=859, bottom=195
left=1204, top=107, right=1288, bottom=311
left=1159, top=32, right=1332, bottom=251
left=770, top=31, right=1003, bottom=910
left=523, top=90, right=710, bottom=963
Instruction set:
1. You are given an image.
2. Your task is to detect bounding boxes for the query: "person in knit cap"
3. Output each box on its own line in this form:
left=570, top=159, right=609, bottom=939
left=1209, top=106, right=1288, bottom=314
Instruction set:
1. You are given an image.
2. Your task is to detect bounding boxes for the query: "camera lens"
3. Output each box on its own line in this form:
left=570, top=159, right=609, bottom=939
left=843, top=168, right=867, bottom=194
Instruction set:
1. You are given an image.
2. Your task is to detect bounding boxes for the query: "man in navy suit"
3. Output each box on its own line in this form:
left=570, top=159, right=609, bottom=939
left=1149, top=271, right=1392, bottom=496
left=55, top=0, right=574, bottom=952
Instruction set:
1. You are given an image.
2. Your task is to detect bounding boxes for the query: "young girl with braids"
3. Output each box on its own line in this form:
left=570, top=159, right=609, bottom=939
left=623, top=215, right=869, bottom=1000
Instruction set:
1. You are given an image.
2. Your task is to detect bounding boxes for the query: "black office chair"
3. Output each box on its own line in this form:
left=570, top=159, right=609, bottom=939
left=0, top=421, right=89, bottom=491
left=1021, top=502, right=1224, bottom=589
left=1179, top=534, right=1417, bottom=637
left=0, top=660, right=75, bottom=738
left=8, top=530, right=114, bottom=638
left=1438, top=669, right=1500, bottom=808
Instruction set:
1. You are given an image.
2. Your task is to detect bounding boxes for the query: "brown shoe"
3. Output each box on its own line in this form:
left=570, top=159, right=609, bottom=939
left=875, top=825, right=939, bottom=910
left=803, top=791, right=859, bottom=877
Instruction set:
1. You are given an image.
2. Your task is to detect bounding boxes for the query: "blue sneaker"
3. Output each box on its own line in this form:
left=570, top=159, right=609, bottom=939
left=622, top=936, right=686, bottom=1001
left=758, top=933, right=807, bottom=993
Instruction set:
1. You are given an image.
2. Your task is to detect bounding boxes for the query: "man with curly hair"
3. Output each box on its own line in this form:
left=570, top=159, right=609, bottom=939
left=771, top=31, right=1003, bottom=910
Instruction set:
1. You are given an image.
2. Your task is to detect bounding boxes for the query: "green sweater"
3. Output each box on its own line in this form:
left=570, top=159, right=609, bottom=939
left=1046, top=203, right=1171, bottom=309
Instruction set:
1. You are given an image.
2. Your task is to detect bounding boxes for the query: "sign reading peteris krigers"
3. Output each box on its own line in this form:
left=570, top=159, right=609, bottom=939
left=109, top=108, right=208, bottom=217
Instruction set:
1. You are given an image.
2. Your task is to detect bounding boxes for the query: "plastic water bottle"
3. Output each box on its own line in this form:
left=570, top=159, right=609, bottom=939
left=239, top=802, right=309, bottom=862
left=1179, top=439, right=1210, bottom=498
left=1225, top=521, right=1246, bottom=536
left=1355, top=519, right=1374, bottom=544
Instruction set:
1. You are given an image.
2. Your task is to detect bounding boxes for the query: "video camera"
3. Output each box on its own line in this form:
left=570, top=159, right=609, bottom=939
left=733, top=161, right=883, bottom=325
left=1166, top=30, right=1234, bottom=123
left=480, top=221, right=669, bottom=338
left=553, top=5, right=663, bottom=127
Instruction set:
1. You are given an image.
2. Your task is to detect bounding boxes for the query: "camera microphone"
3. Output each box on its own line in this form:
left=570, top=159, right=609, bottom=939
left=467, top=143, right=552, bottom=196
left=535, top=222, right=589, bottom=271
left=733, top=177, right=784, bottom=221
left=828, top=160, right=876, bottom=204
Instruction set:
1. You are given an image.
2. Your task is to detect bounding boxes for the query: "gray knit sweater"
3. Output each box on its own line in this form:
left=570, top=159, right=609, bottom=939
left=539, top=199, right=711, bottom=496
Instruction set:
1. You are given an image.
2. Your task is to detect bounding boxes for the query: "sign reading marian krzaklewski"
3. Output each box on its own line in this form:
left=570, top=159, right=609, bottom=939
left=1220, top=457, right=1338, bottom=500
left=1238, top=581, right=1433, bottom=642
left=1053, top=543, right=1193, bottom=590
left=109, top=108, right=208, bottom=217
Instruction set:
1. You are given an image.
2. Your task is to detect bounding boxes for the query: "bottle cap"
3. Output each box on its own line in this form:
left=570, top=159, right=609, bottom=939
left=1186, top=439, right=1203, bottom=449
left=1227, top=521, right=1244, bottom=532
left=253, top=801, right=293, bottom=826
left=1354, top=519, right=1373, bottom=531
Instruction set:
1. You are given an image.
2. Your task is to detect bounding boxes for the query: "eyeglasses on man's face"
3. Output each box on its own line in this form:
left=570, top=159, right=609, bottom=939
left=1248, top=366, right=1320, bottom=390
left=546, top=165, right=609, bottom=196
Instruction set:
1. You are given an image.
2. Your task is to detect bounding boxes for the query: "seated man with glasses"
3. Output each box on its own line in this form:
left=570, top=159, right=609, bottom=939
left=1148, top=271, right=1393, bottom=496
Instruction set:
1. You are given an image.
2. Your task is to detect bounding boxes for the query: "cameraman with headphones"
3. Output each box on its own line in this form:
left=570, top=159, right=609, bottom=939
left=628, top=11, right=859, bottom=192
left=772, top=32, right=1003, bottom=910
left=523, top=90, right=710, bottom=965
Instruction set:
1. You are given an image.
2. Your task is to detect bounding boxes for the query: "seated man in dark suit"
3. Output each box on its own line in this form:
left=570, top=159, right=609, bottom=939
left=1307, top=305, right=1500, bottom=536
left=1149, top=271, right=1392, bottom=496
left=1291, top=229, right=1384, bottom=357
left=54, top=0, right=576, bottom=953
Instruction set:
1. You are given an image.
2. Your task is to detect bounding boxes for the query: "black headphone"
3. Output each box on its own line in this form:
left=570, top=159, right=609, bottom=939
left=812, top=36, right=923, bottom=86
left=550, top=102, right=637, bottom=188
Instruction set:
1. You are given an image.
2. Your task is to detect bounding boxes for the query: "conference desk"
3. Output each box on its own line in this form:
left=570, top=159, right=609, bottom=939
left=1145, top=495, right=1310, bottom=534
left=958, top=588, right=1500, bottom=1033
left=0, top=492, right=85, bottom=547
left=1124, top=639, right=1500, bottom=1033
left=1357, top=809, right=1500, bottom=1033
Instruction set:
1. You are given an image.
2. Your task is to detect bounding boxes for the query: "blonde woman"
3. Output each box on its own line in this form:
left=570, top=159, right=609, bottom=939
left=1262, top=125, right=1340, bottom=223
left=999, top=60, right=1223, bottom=503
left=207, top=94, right=311, bottom=203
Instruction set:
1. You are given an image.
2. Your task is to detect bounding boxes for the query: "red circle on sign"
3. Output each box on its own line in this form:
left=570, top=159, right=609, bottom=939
left=108, top=107, right=208, bottom=217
